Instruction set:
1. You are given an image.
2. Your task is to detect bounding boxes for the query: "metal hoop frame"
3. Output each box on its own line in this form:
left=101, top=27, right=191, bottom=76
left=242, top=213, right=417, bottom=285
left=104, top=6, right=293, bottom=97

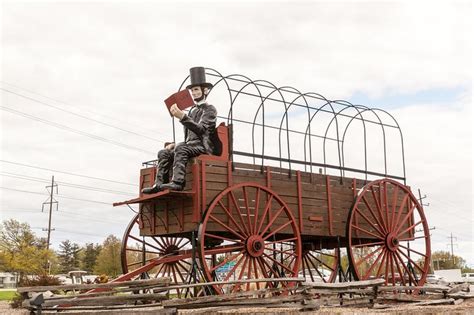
left=172, top=68, right=406, bottom=183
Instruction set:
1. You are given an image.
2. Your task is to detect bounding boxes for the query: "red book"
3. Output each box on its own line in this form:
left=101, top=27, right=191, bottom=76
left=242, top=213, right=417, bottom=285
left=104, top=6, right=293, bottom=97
left=164, top=90, right=194, bottom=112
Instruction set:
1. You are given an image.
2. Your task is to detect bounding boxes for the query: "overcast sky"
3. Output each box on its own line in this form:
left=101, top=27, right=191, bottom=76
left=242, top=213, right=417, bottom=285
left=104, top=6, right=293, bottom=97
left=1, top=1, right=473, bottom=268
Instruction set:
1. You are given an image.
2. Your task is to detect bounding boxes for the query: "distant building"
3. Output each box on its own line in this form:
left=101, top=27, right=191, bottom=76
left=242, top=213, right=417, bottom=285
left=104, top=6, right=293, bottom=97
left=0, top=272, right=18, bottom=288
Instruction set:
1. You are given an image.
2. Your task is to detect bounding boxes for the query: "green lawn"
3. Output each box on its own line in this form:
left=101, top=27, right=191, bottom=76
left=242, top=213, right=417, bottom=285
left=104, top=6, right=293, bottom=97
left=0, top=290, right=17, bottom=301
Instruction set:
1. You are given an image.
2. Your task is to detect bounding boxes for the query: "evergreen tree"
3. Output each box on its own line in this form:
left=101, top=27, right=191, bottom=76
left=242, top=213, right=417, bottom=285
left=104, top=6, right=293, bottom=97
left=81, top=243, right=102, bottom=273
left=57, top=240, right=81, bottom=273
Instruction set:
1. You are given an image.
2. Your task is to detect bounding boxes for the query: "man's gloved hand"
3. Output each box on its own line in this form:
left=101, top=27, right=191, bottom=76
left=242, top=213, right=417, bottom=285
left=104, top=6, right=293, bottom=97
left=170, top=104, right=185, bottom=120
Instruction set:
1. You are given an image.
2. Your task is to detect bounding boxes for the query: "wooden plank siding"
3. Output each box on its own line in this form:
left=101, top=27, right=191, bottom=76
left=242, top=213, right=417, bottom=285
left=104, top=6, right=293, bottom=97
left=137, top=159, right=413, bottom=240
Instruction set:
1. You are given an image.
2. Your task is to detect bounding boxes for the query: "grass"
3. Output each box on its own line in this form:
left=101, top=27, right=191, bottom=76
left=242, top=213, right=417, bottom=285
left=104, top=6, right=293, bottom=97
left=0, top=290, right=17, bottom=301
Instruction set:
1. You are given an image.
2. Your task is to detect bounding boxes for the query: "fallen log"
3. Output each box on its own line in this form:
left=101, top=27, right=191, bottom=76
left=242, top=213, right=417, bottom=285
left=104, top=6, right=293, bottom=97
left=378, top=285, right=450, bottom=293
left=162, top=287, right=285, bottom=308
left=447, top=283, right=470, bottom=294
left=40, top=292, right=169, bottom=307
left=164, top=293, right=307, bottom=309
left=17, top=277, right=171, bottom=293
left=302, top=278, right=385, bottom=290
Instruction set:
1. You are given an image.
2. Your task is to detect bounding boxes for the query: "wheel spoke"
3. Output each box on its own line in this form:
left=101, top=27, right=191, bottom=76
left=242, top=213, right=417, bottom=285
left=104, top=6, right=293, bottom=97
left=253, top=188, right=261, bottom=237
left=375, top=249, right=388, bottom=279
left=353, top=241, right=385, bottom=248
left=262, top=220, right=292, bottom=241
left=217, top=200, right=248, bottom=238
left=229, top=191, right=251, bottom=236
left=260, top=206, right=285, bottom=237
left=370, top=186, right=388, bottom=232
left=204, top=244, right=244, bottom=256
left=394, top=251, right=418, bottom=286
left=126, top=248, right=162, bottom=255
left=362, top=196, right=388, bottom=234
left=399, top=235, right=428, bottom=241
left=398, top=244, right=427, bottom=258
left=256, top=195, right=274, bottom=235
left=209, top=214, right=246, bottom=241
left=392, top=194, right=409, bottom=232
left=128, top=235, right=163, bottom=252
left=253, top=258, right=261, bottom=290
left=383, top=182, right=390, bottom=233
left=361, top=247, right=385, bottom=280
left=355, top=246, right=383, bottom=268
left=262, top=253, right=294, bottom=274
left=307, top=251, right=336, bottom=272
left=266, top=236, right=297, bottom=245
left=397, top=248, right=425, bottom=274
left=222, top=253, right=245, bottom=282
left=390, top=184, right=399, bottom=231
left=355, top=207, right=386, bottom=237
left=242, top=186, right=253, bottom=235
left=393, top=202, right=417, bottom=235
left=210, top=249, right=244, bottom=272
left=351, top=223, right=384, bottom=240
left=397, top=220, right=423, bottom=238
left=205, top=232, right=245, bottom=245
left=392, top=252, right=407, bottom=287
left=306, top=254, right=327, bottom=281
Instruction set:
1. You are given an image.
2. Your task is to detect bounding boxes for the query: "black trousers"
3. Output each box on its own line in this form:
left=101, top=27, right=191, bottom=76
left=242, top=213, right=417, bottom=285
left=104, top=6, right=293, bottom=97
left=156, top=142, right=207, bottom=185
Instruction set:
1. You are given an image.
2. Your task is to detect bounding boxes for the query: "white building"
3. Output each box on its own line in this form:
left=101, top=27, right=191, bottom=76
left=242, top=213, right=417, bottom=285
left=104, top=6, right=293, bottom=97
left=0, top=272, right=18, bottom=288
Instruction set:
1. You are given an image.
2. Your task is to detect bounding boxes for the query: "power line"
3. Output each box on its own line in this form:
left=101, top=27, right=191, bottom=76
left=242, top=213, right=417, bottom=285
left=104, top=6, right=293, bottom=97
left=0, top=160, right=137, bottom=186
left=1, top=105, right=155, bottom=154
left=3, top=208, right=125, bottom=225
left=0, top=186, right=113, bottom=205
left=1, top=172, right=136, bottom=196
left=1, top=81, right=168, bottom=139
left=1, top=87, right=166, bottom=143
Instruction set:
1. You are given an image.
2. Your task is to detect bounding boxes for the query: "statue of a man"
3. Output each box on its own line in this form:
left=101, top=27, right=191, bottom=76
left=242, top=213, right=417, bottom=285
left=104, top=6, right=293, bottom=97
left=142, top=67, right=217, bottom=193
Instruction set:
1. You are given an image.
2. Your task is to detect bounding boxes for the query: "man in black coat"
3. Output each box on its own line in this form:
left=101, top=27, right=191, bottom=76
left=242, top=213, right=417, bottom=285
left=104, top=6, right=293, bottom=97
left=142, top=67, right=217, bottom=193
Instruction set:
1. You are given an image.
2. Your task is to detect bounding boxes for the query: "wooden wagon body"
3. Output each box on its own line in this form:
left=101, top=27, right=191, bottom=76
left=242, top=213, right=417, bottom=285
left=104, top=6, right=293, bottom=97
left=137, top=158, right=413, bottom=245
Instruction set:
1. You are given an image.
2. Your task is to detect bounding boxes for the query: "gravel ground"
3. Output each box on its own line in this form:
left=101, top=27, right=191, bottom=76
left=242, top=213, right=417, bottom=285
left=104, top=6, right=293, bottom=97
left=3, top=300, right=474, bottom=315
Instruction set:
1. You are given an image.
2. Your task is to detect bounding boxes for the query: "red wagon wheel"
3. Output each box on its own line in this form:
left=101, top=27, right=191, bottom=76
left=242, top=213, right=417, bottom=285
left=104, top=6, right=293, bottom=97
left=198, top=183, right=302, bottom=294
left=121, top=214, right=193, bottom=297
left=300, top=247, right=338, bottom=283
left=347, top=178, right=431, bottom=287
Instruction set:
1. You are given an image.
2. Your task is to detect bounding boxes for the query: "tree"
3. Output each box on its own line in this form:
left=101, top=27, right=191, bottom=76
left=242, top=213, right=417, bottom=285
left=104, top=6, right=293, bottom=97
left=431, top=250, right=467, bottom=271
left=0, top=219, right=55, bottom=282
left=81, top=243, right=102, bottom=273
left=93, top=235, right=121, bottom=277
left=57, top=240, right=81, bottom=273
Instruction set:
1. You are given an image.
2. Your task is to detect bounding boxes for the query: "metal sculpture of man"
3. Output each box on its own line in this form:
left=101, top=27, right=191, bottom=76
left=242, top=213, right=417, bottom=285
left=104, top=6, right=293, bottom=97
left=142, top=67, right=217, bottom=193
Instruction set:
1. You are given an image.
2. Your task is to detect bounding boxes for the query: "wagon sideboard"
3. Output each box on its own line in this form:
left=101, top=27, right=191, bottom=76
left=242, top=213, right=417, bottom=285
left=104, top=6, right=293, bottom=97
left=137, top=158, right=414, bottom=244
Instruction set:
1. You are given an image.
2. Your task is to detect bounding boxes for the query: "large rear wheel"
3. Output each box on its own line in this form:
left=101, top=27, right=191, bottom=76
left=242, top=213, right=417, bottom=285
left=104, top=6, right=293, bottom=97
left=347, top=179, right=431, bottom=287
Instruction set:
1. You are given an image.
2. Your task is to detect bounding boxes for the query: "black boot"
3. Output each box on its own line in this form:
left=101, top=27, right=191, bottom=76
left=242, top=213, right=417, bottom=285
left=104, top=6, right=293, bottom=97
left=141, top=182, right=163, bottom=194
left=160, top=181, right=184, bottom=191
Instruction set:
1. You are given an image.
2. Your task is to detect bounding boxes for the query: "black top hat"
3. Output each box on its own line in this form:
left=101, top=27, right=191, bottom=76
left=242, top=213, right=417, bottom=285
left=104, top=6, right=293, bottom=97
left=186, top=67, right=213, bottom=89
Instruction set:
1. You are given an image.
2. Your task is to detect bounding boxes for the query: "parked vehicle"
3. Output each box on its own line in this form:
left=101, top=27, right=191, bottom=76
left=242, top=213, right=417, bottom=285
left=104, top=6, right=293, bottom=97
left=461, top=273, right=474, bottom=283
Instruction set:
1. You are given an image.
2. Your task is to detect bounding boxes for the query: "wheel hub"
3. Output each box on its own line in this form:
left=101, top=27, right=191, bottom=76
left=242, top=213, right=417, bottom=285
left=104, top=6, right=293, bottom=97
left=246, top=235, right=265, bottom=257
left=163, top=244, right=179, bottom=255
left=385, top=233, right=399, bottom=252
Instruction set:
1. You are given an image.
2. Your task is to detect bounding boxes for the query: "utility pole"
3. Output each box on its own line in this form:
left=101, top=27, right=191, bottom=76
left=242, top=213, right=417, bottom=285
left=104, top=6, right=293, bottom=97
left=42, top=175, right=58, bottom=250
left=417, top=189, right=434, bottom=272
left=447, top=233, right=457, bottom=266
